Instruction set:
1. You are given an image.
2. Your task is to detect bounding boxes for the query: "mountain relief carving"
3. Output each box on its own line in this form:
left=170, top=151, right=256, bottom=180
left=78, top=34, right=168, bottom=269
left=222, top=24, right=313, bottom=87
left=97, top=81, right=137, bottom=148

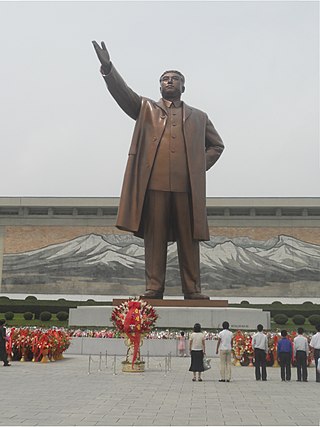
left=2, top=234, right=320, bottom=295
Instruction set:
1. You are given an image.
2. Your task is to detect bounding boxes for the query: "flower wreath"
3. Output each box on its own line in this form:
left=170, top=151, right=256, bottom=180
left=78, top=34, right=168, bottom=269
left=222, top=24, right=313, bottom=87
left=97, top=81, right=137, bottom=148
left=7, top=328, right=71, bottom=361
left=111, top=297, right=158, bottom=366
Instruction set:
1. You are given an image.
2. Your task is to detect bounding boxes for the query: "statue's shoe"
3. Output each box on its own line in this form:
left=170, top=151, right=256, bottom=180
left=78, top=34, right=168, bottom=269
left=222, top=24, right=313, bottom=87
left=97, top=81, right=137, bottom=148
left=184, top=293, right=210, bottom=300
left=141, top=290, right=163, bottom=299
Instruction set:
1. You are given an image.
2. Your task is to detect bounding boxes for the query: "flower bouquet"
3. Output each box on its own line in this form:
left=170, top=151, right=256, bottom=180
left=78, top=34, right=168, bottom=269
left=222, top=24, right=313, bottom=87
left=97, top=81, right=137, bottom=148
left=111, top=297, right=158, bottom=372
left=8, top=327, right=71, bottom=363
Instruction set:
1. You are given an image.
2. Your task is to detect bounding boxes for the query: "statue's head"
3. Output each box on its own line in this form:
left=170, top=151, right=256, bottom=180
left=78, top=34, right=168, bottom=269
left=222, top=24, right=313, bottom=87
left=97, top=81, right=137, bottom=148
left=160, top=70, right=185, bottom=100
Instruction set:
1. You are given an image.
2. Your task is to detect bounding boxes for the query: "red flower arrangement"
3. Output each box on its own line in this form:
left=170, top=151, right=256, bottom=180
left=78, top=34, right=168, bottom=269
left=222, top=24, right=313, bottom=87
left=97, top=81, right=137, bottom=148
left=111, top=297, right=158, bottom=367
left=7, top=328, right=71, bottom=362
left=111, top=297, right=158, bottom=335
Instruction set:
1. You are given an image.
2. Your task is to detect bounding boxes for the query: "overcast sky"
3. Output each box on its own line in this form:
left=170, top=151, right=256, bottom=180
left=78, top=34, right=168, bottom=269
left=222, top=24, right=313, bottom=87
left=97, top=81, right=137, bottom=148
left=0, top=1, right=318, bottom=198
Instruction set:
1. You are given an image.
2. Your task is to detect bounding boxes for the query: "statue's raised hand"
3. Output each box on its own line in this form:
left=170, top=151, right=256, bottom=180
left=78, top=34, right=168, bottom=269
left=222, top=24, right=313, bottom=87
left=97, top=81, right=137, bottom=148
left=92, top=40, right=111, bottom=73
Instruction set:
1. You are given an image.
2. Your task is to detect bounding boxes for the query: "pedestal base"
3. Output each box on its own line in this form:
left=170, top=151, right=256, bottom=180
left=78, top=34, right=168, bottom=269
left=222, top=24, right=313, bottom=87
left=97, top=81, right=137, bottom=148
left=69, top=304, right=270, bottom=330
left=122, top=361, right=145, bottom=372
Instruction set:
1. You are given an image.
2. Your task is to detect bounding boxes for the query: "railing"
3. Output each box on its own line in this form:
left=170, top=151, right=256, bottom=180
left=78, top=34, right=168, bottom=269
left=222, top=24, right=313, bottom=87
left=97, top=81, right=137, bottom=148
left=86, top=351, right=173, bottom=375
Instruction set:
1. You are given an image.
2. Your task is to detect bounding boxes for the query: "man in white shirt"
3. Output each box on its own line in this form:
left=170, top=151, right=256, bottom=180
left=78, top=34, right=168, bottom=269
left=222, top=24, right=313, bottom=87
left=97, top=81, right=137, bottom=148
left=216, top=321, right=233, bottom=382
left=252, top=324, right=268, bottom=381
left=293, top=327, right=309, bottom=382
left=309, top=324, right=320, bottom=383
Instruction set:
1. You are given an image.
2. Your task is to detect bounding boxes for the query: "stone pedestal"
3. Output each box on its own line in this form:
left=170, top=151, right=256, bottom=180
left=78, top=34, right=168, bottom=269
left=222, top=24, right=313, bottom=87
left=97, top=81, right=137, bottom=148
left=69, top=299, right=270, bottom=330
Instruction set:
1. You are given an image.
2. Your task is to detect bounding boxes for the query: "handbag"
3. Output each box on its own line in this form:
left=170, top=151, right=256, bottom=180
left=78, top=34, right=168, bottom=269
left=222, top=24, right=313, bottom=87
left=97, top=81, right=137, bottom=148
left=203, top=356, right=211, bottom=371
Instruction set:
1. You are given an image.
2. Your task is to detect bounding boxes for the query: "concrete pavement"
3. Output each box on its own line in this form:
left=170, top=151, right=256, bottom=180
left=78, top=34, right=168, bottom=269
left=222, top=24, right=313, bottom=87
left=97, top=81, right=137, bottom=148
left=0, top=355, right=319, bottom=426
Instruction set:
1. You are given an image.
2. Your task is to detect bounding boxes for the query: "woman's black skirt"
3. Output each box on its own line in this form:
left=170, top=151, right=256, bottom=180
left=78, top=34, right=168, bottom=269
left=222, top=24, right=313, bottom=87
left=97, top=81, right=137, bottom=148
left=189, top=350, right=204, bottom=372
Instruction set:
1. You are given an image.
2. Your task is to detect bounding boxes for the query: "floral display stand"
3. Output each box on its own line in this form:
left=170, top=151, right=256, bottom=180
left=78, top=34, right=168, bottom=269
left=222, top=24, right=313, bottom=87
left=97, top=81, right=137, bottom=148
left=270, top=333, right=280, bottom=367
left=7, top=328, right=71, bottom=363
left=111, top=298, right=158, bottom=372
left=233, top=330, right=245, bottom=366
left=122, top=336, right=145, bottom=372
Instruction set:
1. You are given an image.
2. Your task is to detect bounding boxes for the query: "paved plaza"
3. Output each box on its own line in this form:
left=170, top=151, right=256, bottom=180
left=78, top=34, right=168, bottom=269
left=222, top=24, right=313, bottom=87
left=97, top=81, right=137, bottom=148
left=0, top=355, right=319, bottom=426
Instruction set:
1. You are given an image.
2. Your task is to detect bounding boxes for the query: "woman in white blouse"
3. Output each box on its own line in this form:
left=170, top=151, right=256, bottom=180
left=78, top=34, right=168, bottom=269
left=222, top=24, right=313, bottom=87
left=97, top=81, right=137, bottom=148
left=189, top=323, right=206, bottom=381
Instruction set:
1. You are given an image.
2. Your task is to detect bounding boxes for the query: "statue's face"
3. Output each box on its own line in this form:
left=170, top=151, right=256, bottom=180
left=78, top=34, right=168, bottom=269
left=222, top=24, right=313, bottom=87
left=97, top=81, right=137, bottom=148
left=160, top=72, right=185, bottom=99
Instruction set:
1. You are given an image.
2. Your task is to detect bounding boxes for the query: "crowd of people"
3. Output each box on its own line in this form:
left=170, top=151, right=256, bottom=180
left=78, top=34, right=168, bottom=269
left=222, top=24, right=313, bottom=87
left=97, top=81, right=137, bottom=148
left=188, top=322, right=320, bottom=383
left=1, top=319, right=320, bottom=384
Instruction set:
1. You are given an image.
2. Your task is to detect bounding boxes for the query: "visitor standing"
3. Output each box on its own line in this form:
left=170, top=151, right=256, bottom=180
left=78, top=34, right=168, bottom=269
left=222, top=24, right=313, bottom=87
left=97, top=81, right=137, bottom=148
left=189, top=323, right=205, bottom=381
left=252, top=324, right=268, bottom=381
left=309, top=324, right=320, bottom=383
left=178, top=331, right=187, bottom=357
left=0, top=319, right=10, bottom=367
left=277, top=330, right=292, bottom=381
left=293, top=327, right=309, bottom=382
left=216, top=321, right=233, bottom=382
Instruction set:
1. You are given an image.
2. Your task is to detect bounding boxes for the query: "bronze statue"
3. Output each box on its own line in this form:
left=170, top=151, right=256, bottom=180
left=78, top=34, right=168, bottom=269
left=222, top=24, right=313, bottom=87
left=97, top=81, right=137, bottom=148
left=92, top=41, right=224, bottom=300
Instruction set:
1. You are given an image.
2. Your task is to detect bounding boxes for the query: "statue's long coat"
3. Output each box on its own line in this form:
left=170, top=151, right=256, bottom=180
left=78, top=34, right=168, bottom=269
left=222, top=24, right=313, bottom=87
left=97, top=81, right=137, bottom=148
left=103, top=65, right=224, bottom=241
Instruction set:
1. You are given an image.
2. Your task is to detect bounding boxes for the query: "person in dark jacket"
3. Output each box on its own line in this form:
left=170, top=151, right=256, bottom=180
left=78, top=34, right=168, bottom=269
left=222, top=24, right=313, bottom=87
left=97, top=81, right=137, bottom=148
left=277, top=330, right=292, bottom=381
left=0, top=319, right=10, bottom=366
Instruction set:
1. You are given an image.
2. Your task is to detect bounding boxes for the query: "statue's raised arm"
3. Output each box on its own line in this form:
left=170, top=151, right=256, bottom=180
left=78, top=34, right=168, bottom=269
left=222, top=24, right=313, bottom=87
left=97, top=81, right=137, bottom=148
left=92, top=40, right=111, bottom=74
left=92, top=40, right=141, bottom=120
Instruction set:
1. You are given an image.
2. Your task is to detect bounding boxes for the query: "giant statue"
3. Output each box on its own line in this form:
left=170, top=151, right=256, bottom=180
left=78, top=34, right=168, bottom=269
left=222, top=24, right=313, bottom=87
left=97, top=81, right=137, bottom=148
left=92, top=41, right=225, bottom=300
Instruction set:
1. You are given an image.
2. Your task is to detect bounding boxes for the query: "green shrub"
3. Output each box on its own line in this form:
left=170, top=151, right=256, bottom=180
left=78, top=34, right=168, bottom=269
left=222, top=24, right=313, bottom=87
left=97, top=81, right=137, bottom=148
left=56, top=311, right=69, bottom=321
left=4, top=311, right=14, bottom=320
left=272, top=301, right=283, bottom=306
left=308, top=314, right=320, bottom=326
left=39, top=311, right=52, bottom=321
left=23, top=312, right=33, bottom=320
left=273, top=313, right=288, bottom=325
left=283, top=310, right=299, bottom=318
left=240, top=300, right=250, bottom=306
left=292, top=314, right=305, bottom=325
